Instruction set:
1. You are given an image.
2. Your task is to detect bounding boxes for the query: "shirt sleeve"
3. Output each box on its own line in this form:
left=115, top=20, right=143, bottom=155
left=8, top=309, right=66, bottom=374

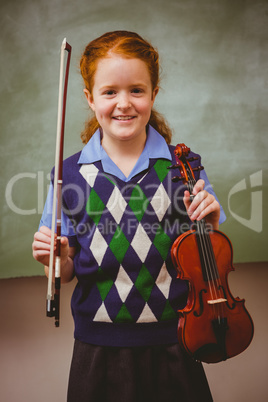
left=39, top=182, right=77, bottom=239
left=199, top=169, right=226, bottom=224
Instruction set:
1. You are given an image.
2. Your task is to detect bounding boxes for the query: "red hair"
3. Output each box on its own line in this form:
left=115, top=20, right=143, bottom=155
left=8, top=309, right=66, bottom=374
left=80, top=31, right=172, bottom=144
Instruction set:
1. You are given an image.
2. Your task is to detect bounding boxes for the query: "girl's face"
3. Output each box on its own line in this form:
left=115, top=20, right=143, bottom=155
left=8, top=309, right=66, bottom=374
left=84, top=55, right=158, bottom=145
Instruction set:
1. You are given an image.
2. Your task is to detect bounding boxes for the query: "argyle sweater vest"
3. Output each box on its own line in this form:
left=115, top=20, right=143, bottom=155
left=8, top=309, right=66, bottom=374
left=59, top=145, right=202, bottom=347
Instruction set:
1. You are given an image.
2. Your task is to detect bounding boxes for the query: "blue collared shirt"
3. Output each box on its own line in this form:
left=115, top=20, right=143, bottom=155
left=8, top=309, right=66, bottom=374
left=78, top=125, right=172, bottom=182
left=40, top=125, right=226, bottom=234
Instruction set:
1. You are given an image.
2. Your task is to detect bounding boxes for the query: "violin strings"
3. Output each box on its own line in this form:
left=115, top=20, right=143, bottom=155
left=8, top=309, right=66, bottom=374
left=186, top=167, right=216, bottom=299
left=186, top=160, right=224, bottom=321
left=195, top=221, right=218, bottom=300
left=197, top=219, right=225, bottom=321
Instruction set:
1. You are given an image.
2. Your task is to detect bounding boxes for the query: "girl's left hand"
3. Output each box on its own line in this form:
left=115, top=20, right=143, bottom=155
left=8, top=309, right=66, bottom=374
left=183, top=179, right=221, bottom=230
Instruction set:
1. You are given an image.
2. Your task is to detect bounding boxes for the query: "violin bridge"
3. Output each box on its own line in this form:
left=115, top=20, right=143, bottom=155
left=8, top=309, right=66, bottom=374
left=207, top=298, right=227, bottom=304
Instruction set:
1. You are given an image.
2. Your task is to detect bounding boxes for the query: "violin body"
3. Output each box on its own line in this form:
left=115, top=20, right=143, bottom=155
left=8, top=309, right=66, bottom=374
left=171, top=229, right=254, bottom=363
left=169, top=143, right=254, bottom=363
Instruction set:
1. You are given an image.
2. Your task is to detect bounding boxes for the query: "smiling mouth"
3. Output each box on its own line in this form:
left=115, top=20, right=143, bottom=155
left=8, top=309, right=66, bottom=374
left=113, top=116, right=135, bottom=121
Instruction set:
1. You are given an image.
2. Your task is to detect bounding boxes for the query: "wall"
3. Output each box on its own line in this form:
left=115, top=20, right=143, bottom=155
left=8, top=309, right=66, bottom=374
left=1, top=0, right=267, bottom=277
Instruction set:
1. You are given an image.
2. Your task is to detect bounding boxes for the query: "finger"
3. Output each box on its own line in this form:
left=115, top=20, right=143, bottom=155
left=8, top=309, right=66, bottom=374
left=32, top=229, right=57, bottom=262
left=196, top=200, right=220, bottom=222
left=32, top=239, right=53, bottom=252
left=39, top=226, right=53, bottom=235
left=35, top=226, right=56, bottom=241
left=184, top=189, right=205, bottom=219
left=32, top=245, right=52, bottom=265
left=33, top=232, right=55, bottom=248
left=183, top=190, right=191, bottom=209
left=33, top=230, right=49, bottom=242
left=186, top=190, right=207, bottom=217
left=33, top=248, right=51, bottom=259
left=190, top=194, right=216, bottom=221
left=192, top=179, right=205, bottom=196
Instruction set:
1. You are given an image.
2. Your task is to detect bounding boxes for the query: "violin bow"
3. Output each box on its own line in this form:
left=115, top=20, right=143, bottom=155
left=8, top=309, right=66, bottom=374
left=46, top=38, right=72, bottom=327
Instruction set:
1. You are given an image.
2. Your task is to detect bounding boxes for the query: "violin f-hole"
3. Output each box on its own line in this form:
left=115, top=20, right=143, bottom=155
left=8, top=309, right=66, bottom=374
left=193, top=289, right=207, bottom=317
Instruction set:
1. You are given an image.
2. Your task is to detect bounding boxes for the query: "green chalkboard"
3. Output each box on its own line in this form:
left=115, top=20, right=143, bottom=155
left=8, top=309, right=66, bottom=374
left=1, top=0, right=267, bottom=278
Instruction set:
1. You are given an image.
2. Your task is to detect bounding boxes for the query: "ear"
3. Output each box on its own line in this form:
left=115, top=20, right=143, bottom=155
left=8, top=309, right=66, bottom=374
left=83, top=89, right=95, bottom=112
left=151, top=87, right=159, bottom=105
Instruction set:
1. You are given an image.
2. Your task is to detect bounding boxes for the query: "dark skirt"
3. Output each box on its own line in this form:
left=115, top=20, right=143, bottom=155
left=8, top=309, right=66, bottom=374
left=67, top=340, right=213, bottom=402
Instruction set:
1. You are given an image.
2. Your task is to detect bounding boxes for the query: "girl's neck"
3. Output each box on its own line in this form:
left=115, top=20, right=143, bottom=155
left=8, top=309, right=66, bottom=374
left=101, top=132, right=147, bottom=178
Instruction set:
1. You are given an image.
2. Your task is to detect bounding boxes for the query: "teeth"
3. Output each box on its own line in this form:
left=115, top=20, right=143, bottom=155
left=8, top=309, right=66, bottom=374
left=115, top=116, right=133, bottom=120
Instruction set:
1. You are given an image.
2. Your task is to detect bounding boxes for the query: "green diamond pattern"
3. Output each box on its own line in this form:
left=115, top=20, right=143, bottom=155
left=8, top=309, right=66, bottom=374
left=86, top=188, right=105, bottom=225
left=114, top=303, right=134, bottom=322
left=109, top=226, right=130, bottom=263
left=153, top=225, right=172, bottom=261
left=96, top=267, right=114, bottom=301
left=153, top=159, right=171, bottom=182
left=135, top=264, right=155, bottom=302
left=160, top=300, right=177, bottom=321
left=81, top=165, right=177, bottom=324
left=128, top=184, right=149, bottom=222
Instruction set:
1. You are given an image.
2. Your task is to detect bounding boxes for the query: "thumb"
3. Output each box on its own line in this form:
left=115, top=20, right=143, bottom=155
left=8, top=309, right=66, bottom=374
left=60, top=236, right=69, bottom=247
left=60, top=236, right=69, bottom=259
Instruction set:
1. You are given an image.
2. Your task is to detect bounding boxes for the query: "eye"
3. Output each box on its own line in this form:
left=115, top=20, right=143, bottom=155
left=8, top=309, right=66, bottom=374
left=104, top=90, right=116, bottom=96
left=131, top=88, right=143, bottom=94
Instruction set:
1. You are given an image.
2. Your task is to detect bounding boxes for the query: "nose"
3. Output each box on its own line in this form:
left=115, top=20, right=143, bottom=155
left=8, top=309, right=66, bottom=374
left=117, top=92, right=131, bottom=110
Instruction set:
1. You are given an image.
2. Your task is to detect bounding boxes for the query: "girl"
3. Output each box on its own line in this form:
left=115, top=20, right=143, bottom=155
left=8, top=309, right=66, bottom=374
left=33, top=31, right=225, bottom=402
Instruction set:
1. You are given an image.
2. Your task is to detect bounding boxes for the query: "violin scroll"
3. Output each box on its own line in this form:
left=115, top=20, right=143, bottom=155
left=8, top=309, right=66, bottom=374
left=168, top=143, right=203, bottom=185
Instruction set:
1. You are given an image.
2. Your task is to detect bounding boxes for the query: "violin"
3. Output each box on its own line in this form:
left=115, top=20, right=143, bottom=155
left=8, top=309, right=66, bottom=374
left=169, top=143, right=254, bottom=363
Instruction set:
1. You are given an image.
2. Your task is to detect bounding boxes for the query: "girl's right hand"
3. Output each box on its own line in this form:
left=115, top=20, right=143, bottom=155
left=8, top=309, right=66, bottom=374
left=32, top=226, right=69, bottom=268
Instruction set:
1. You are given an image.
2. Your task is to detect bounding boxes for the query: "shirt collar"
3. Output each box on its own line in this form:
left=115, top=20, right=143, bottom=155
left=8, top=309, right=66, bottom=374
left=78, top=125, right=172, bottom=181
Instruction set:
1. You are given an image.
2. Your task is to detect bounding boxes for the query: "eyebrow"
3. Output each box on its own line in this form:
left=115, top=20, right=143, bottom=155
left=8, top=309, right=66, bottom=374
left=99, top=83, right=148, bottom=90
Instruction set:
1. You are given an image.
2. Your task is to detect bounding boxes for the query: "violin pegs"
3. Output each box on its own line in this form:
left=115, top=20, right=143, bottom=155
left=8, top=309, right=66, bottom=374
left=167, top=164, right=180, bottom=170
left=187, top=157, right=199, bottom=162
left=192, top=166, right=204, bottom=172
left=172, top=176, right=183, bottom=182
